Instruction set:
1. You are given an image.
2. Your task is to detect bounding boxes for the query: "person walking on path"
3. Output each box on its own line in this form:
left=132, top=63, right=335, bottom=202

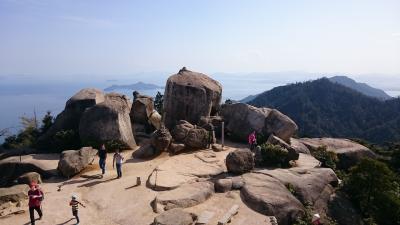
left=98, top=144, right=107, bottom=177
left=28, top=182, right=43, bottom=225
left=113, top=150, right=124, bottom=178
left=248, top=131, right=257, bottom=151
left=69, top=195, right=86, bottom=225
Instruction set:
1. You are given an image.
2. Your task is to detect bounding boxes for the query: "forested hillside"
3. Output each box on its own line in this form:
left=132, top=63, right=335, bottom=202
left=249, top=78, right=400, bottom=144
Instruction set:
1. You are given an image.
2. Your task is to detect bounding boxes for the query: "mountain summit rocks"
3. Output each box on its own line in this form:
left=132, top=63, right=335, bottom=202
left=163, top=68, right=222, bottom=129
left=221, top=103, right=298, bottom=143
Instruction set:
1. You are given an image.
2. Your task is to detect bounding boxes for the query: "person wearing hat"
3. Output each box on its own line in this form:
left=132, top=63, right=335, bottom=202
left=69, top=195, right=86, bottom=224
left=312, top=213, right=321, bottom=225
left=28, top=182, right=43, bottom=225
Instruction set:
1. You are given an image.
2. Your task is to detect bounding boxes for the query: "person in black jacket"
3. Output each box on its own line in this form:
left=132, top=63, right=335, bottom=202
left=98, top=144, right=107, bottom=177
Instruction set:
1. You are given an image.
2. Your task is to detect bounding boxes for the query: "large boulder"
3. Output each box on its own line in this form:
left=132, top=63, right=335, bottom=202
left=151, top=127, right=172, bottom=152
left=163, top=68, right=222, bottom=129
left=153, top=208, right=197, bottom=225
left=0, top=159, right=54, bottom=187
left=198, top=116, right=223, bottom=138
left=79, top=93, right=136, bottom=149
left=172, top=120, right=209, bottom=149
left=299, top=138, right=376, bottom=170
left=241, top=172, right=304, bottom=225
left=37, top=88, right=105, bottom=149
left=256, top=168, right=339, bottom=206
left=57, top=147, right=98, bottom=177
left=154, top=181, right=214, bottom=211
left=290, top=138, right=311, bottom=155
left=130, top=92, right=161, bottom=136
left=226, top=149, right=254, bottom=174
left=221, top=103, right=298, bottom=143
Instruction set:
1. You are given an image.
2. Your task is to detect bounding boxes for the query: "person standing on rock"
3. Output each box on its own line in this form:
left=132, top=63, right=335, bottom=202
left=113, top=150, right=124, bottom=178
left=28, top=182, right=43, bottom=225
left=69, top=195, right=86, bottom=224
left=248, top=131, right=257, bottom=151
left=98, top=143, right=107, bottom=177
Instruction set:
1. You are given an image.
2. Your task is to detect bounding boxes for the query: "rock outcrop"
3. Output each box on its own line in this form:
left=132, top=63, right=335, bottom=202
left=79, top=93, right=136, bottom=149
left=257, top=168, right=339, bottom=205
left=221, top=103, right=298, bottom=143
left=153, top=208, right=197, bottom=225
left=241, top=172, right=304, bottom=225
left=153, top=181, right=214, bottom=211
left=37, top=88, right=105, bottom=150
left=267, top=135, right=299, bottom=161
left=299, top=138, right=376, bottom=170
left=151, top=127, right=172, bottom=153
left=57, top=147, right=98, bottom=177
left=0, top=159, right=54, bottom=187
left=214, top=178, right=233, bottom=193
left=148, top=150, right=227, bottom=190
left=172, top=120, right=209, bottom=149
left=163, top=68, right=222, bottom=129
left=130, top=92, right=161, bottom=139
left=226, top=149, right=254, bottom=174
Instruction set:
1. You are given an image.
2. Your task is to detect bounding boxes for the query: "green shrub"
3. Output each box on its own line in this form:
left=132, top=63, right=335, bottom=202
left=53, top=129, right=81, bottom=151
left=293, top=204, right=337, bottom=225
left=344, top=158, right=400, bottom=225
left=260, top=143, right=290, bottom=168
left=310, top=146, right=338, bottom=170
left=2, top=116, right=40, bottom=149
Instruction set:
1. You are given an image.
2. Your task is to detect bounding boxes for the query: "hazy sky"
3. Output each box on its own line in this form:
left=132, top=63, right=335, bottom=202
left=0, top=0, right=399, bottom=76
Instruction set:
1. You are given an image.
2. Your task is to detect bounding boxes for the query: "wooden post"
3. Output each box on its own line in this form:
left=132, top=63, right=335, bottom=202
left=221, top=122, right=225, bottom=150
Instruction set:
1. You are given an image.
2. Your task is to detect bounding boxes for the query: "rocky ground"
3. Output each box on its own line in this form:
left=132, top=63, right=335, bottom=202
left=0, top=142, right=274, bottom=225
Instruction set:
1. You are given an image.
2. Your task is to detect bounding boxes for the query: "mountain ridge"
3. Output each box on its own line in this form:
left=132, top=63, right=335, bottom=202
left=248, top=78, right=400, bottom=144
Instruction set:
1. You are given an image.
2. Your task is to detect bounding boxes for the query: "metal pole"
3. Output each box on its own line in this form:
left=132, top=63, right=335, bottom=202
left=221, top=122, right=225, bottom=149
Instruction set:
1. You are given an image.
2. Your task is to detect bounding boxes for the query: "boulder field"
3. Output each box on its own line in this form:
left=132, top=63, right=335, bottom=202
left=0, top=68, right=377, bottom=225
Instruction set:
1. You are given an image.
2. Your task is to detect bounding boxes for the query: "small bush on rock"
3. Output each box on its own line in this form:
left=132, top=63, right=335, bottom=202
left=260, top=143, right=290, bottom=168
left=310, top=146, right=338, bottom=170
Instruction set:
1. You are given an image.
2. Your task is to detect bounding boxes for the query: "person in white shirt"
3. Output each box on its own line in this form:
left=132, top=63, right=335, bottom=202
left=113, top=150, right=124, bottom=178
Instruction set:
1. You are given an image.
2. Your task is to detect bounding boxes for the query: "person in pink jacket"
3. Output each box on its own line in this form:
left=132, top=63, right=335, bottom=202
left=248, top=131, right=257, bottom=150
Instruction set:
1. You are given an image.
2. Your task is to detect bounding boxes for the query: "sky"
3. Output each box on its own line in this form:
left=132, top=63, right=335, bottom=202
left=0, top=0, right=399, bottom=77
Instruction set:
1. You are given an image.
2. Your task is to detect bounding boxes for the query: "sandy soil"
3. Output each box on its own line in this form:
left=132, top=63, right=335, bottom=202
left=0, top=142, right=271, bottom=225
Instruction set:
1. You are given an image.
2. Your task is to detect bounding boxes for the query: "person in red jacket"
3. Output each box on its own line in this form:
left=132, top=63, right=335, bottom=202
left=28, top=182, right=43, bottom=225
left=248, top=131, right=257, bottom=151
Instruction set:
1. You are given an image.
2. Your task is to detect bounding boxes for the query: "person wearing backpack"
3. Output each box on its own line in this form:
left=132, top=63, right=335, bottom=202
left=28, top=182, right=43, bottom=225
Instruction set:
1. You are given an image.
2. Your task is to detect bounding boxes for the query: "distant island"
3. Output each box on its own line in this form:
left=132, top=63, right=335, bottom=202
left=104, top=82, right=164, bottom=91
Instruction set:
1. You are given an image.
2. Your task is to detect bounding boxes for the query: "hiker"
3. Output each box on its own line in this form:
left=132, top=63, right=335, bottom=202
left=69, top=195, right=86, bottom=225
left=207, top=124, right=215, bottom=149
left=113, top=150, right=124, bottom=178
left=312, top=213, right=321, bottom=225
left=28, top=182, right=43, bottom=225
left=98, top=143, right=107, bottom=176
left=248, top=131, right=257, bottom=151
